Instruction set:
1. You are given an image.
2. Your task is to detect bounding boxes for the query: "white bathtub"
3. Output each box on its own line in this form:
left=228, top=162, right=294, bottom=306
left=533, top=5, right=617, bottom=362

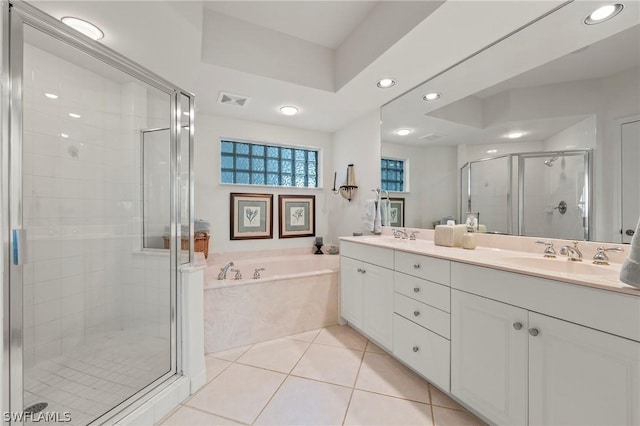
left=204, top=254, right=340, bottom=353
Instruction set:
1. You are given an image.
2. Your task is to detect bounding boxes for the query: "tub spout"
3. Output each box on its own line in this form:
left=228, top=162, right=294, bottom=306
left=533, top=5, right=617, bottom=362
left=218, top=261, right=234, bottom=280
left=253, top=268, right=266, bottom=279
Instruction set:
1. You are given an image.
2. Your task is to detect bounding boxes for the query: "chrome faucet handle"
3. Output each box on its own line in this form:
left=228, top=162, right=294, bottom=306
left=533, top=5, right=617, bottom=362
left=409, top=231, right=420, bottom=240
left=535, top=240, right=556, bottom=258
left=392, top=229, right=401, bottom=238
left=253, top=268, right=266, bottom=279
left=592, top=246, right=624, bottom=265
left=231, top=268, right=242, bottom=280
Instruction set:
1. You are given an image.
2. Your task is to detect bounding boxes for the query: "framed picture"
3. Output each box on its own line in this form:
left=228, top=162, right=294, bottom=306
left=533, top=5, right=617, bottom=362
left=278, top=195, right=315, bottom=238
left=389, top=197, right=405, bottom=227
left=230, top=193, right=273, bottom=240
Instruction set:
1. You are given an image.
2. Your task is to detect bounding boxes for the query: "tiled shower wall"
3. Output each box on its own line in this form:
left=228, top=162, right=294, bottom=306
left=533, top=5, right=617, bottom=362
left=22, top=42, right=170, bottom=367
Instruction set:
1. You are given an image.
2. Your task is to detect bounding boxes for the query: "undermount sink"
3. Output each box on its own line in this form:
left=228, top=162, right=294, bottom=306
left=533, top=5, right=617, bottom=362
left=502, top=256, right=619, bottom=277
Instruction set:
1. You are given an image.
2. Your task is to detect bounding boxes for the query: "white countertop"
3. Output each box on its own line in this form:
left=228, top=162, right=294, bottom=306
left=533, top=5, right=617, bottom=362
left=340, top=235, right=640, bottom=296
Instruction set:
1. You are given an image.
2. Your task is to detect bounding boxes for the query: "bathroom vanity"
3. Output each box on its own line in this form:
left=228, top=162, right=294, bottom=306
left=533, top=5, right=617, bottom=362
left=339, top=236, right=640, bottom=426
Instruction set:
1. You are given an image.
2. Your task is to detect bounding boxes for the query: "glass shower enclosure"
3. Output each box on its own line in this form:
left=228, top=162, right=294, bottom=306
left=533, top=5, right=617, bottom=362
left=461, top=150, right=591, bottom=240
left=2, top=2, right=194, bottom=424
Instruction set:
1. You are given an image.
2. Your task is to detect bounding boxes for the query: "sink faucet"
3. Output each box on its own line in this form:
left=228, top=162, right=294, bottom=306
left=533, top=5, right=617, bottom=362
left=231, top=268, right=242, bottom=280
left=393, top=229, right=408, bottom=239
left=592, top=246, right=624, bottom=265
left=560, top=241, right=583, bottom=262
left=409, top=231, right=420, bottom=240
left=253, top=268, right=266, bottom=279
left=535, top=240, right=556, bottom=258
left=217, top=261, right=234, bottom=280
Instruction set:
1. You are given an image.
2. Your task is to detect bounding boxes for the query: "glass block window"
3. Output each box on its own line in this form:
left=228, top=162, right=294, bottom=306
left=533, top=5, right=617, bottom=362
left=221, top=140, right=318, bottom=187
left=381, top=158, right=405, bottom=192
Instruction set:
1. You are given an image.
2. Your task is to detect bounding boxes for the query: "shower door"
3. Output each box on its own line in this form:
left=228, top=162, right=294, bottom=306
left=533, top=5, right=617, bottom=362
left=520, top=151, right=591, bottom=240
left=5, top=4, right=191, bottom=424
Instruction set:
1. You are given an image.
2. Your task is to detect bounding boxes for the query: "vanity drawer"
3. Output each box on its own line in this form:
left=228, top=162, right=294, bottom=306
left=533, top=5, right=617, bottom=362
left=394, top=293, right=450, bottom=339
left=341, top=241, right=394, bottom=269
left=393, top=314, right=450, bottom=392
left=395, top=251, right=450, bottom=285
left=394, top=271, right=450, bottom=313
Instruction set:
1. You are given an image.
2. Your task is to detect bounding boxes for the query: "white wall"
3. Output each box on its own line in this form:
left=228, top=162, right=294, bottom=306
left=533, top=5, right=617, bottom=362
left=194, top=114, right=333, bottom=254
left=382, top=142, right=457, bottom=228
left=327, top=110, right=381, bottom=241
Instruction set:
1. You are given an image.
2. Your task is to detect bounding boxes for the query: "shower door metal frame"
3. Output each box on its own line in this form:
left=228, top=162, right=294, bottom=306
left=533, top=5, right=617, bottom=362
left=2, top=1, right=195, bottom=424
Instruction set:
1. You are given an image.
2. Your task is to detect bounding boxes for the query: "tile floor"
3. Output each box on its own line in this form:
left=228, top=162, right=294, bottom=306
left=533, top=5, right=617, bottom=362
left=159, top=325, right=486, bottom=426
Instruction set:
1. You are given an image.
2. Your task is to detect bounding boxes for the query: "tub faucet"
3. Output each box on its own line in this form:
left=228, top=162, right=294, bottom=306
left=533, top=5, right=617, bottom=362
left=560, top=241, right=583, bottom=261
left=218, top=261, right=234, bottom=280
left=253, top=268, right=266, bottom=279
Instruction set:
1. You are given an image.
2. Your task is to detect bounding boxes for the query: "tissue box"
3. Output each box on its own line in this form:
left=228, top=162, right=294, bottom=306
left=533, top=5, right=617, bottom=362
left=435, top=225, right=455, bottom=247
left=435, top=224, right=467, bottom=247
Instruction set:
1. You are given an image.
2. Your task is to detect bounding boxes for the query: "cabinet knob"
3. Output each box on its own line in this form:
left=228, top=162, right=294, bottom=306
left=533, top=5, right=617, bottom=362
left=513, top=322, right=523, bottom=330
left=361, top=269, right=366, bottom=274
left=413, top=287, right=420, bottom=293
left=413, top=310, right=420, bottom=317
left=412, top=346, right=420, bottom=352
left=357, top=268, right=362, bottom=273
left=413, top=263, right=421, bottom=269
left=529, top=328, right=540, bottom=337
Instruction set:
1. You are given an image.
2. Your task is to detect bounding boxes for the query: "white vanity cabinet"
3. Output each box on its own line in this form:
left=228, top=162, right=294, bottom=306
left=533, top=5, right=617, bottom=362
left=393, top=252, right=451, bottom=391
left=340, top=242, right=394, bottom=349
left=451, top=263, right=640, bottom=426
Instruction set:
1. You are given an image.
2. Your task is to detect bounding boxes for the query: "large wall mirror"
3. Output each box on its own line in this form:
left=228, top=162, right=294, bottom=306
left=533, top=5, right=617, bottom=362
left=381, top=1, right=639, bottom=243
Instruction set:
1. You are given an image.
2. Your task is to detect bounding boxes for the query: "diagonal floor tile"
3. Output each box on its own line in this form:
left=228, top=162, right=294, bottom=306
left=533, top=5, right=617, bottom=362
left=291, top=343, right=363, bottom=387
left=344, top=390, right=433, bottom=426
left=207, top=344, right=252, bottom=362
left=355, top=352, right=430, bottom=403
left=205, top=356, right=232, bottom=383
left=159, top=405, right=243, bottom=426
left=365, top=340, right=387, bottom=354
left=429, top=384, right=466, bottom=411
left=254, top=376, right=351, bottom=426
left=285, top=328, right=322, bottom=343
left=432, top=406, right=487, bottom=426
left=313, top=325, right=368, bottom=351
left=185, top=363, right=285, bottom=424
left=236, top=338, right=310, bottom=373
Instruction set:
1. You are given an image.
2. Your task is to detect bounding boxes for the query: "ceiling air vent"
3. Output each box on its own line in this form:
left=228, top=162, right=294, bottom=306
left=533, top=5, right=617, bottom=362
left=419, top=133, right=446, bottom=141
left=217, top=91, right=249, bottom=108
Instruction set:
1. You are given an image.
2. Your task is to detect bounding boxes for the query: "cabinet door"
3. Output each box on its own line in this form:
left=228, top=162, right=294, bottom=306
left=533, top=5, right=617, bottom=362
left=340, top=256, right=363, bottom=328
left=451, top=290, right=528, bottom=425
left=529, top=312, right=640, bottom=426
left=362, top=263, right=394, bottom=349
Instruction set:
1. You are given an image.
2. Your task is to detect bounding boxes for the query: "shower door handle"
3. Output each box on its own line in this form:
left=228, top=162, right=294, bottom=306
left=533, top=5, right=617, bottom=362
left=12, top=229, right=27, bottom=265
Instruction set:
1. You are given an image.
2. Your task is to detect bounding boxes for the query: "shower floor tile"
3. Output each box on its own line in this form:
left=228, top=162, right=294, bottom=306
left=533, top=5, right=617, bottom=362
left=24, top=330, right=170, bottom=426
left=159, top=325, right=486, bottom=426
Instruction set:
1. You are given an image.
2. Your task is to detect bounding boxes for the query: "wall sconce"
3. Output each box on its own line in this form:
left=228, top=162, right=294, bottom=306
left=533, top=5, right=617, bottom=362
left=332, top=164, right=358, bottom=202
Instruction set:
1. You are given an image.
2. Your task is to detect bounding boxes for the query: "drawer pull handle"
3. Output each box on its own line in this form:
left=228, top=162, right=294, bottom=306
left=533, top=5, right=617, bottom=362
left=413, top=310, right=420, bottom=317
left=412, top=346, right=420, bottom=352
left=529, top=328, right=540, bottom=337
left=356, top=268, right=366, bottom=274
left=413, top=263, right=421, bottom=269
left=513, top=322, right=523, bottom=330
left=413, top=287, right=420, bottom=293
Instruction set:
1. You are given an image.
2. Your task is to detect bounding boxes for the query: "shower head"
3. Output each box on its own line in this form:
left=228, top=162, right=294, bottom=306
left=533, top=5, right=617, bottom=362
left=544, top=156, right=559, bottom=167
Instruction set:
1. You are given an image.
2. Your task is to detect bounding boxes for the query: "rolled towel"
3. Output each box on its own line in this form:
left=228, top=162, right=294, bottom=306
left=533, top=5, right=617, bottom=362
left=362, top=200, right=376, bottom=232
left=373, top=201, right=382, bottom=234
left=620, top=216, right=640, bottom=289
left=380, top=199, right=391, bottom=226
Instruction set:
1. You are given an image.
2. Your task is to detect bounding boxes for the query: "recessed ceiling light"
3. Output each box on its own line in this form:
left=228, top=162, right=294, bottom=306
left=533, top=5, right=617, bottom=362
left=45, top=93, right=58, bottom=99
left=61, top=17, right=104, bottom=40
left=395, top=128, right=413, bottom=136
left=584, top=4, right=623, bottom=25
left=377, top=78, right=396, bottom=89
left=486, top=149, right=498, bottom=154
left=60, top=133, right=69, bottom=138
left=423, top=92, right=441, bottom=101
left=280, top=106, right=299, bottom=116
left=506, top=131, right=524, bottom=139
left=68, top=113, right=81, bottom=118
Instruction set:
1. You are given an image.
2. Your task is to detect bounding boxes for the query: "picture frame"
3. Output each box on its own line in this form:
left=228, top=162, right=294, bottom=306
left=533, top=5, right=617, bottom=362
left=230, top=193, right=273, bottom=240
left=389, top=197, right=405, bottom=227
left=278, top=195, right=315, bottom=238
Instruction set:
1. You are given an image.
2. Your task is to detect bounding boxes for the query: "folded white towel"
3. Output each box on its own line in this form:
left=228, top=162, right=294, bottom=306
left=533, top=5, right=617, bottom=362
left=362, top=200, right=376, bottom=232
left=373, top=200, right=382, bottom=234
left=620, top=216, right=640, bottom=289
left=380, top=199, right=391, bottom=226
